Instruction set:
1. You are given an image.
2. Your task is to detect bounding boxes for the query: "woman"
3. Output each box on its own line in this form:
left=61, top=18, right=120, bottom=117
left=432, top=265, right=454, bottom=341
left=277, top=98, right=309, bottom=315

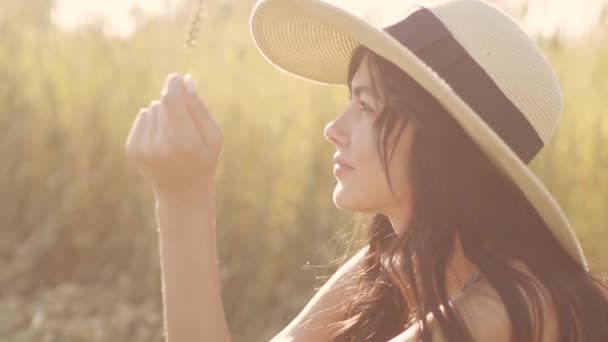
left=125, top=0, right=608, bottom=341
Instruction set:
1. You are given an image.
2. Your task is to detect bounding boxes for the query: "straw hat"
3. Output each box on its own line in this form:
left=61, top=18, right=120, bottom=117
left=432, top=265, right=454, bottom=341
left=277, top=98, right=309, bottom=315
left=249, top=0, right=588, bottom=270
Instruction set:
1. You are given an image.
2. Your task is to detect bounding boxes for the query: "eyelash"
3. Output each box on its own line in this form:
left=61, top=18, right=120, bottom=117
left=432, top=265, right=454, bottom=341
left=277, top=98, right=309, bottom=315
left=348, top=95, right=372, bottom=112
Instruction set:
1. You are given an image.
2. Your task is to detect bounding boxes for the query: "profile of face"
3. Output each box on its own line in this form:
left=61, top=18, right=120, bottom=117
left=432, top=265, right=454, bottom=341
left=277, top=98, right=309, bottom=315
left=324, top=54, right=416, bottom=222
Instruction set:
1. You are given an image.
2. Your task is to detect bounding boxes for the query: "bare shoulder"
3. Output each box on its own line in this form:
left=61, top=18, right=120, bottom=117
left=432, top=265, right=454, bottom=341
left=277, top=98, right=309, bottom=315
left=388, top=275, right=512, bottom=342
left=269, top=246, right=368, bottom=342
left=442, top=260, right=558, bottom=342
left=443, top=276, right=511, bottom=342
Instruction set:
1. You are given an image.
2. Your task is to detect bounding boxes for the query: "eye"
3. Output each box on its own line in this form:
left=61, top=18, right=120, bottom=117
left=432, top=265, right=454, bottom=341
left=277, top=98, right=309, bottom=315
left=348, top=95, right=373, bottom=112
left=360, top=101, right=372, bottom=111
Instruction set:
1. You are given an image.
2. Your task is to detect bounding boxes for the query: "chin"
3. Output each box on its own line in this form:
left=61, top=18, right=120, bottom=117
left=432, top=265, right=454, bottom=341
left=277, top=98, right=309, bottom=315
left=333, top=186, right=374, bottom=214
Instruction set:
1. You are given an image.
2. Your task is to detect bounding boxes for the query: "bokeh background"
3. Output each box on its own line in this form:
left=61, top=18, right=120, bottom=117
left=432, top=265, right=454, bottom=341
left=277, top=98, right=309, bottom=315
left=1, top=0, right=606, bottom=341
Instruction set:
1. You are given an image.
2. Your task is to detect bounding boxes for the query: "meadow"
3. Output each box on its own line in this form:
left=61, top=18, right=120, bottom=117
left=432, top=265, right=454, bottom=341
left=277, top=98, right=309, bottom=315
left=1, top=0, right=606, bottom=341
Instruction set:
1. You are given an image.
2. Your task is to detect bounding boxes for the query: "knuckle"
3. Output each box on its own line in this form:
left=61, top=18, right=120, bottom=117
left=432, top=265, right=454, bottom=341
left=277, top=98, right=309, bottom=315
left=154, top=143, right=172, bottom=159
left=159, top=94, right=170, bottom=106
left=166, top=73, right=180, bottom=82
left=125, top=142, right=143, bottom=159
left=212, top=128, right=224, bottom=143
left=171, top=139, right=199, bottom=155
left=124, top=140, right=133, bottom=154
left=210, top=122, right=223, bottom=137
left=149, top=100, right=161, bottom=112
left=166, top=75, right=184, bottom=98
left=162, top=73, right=182, bottom=99
left=164, top=73, right=180, bottom=88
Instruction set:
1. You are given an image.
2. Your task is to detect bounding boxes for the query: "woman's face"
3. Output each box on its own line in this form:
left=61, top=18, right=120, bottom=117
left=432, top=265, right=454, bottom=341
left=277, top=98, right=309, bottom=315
left=324, top=54, right=415, bottom=224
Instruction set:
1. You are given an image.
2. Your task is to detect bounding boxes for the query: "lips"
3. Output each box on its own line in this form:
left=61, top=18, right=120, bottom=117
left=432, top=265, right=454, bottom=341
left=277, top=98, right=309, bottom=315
left=333, top=155, right=355, bottom=177
left=333, top=156, right=355, bottom=169
left=334, top=164, right=354, bottom=177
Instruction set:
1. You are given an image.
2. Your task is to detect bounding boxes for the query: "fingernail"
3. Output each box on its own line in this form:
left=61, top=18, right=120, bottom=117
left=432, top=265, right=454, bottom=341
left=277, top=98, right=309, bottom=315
left=184, top=73, right=196, bottom=94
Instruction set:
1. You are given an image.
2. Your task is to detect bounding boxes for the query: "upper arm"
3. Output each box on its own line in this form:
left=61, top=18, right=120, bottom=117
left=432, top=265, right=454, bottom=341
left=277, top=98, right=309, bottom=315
left=270, top=247, right=368, bottom=342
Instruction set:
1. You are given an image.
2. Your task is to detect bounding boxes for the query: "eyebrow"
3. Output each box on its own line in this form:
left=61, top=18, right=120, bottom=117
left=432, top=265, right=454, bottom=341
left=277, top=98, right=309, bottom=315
left=350, top=85, right=377, bottom=99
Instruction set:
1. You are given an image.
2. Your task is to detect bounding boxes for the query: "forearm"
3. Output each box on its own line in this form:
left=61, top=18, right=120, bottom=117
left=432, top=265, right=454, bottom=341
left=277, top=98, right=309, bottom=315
left=155, top=190, right=231, bottom=342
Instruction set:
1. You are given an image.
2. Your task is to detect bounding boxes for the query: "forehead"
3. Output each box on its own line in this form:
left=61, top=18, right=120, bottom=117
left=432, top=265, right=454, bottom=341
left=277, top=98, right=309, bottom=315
left=351, top=54, right=372, bottom=86
left=350, top=54, right=383, bottom=101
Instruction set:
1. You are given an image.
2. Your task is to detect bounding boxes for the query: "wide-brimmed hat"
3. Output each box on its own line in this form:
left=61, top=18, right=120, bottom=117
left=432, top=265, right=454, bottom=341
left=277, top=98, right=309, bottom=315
left=249, top=0, right=588, bottom=270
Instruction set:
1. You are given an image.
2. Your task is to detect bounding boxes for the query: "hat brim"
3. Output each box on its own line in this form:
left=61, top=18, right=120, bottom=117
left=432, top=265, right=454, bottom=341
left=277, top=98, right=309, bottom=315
left=250, top=0, right=588, bottom=270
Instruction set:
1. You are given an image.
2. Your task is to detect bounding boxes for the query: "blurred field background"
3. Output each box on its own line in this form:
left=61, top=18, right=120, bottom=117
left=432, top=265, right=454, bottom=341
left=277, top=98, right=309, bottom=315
left=0, top=0, right=606, bottom=341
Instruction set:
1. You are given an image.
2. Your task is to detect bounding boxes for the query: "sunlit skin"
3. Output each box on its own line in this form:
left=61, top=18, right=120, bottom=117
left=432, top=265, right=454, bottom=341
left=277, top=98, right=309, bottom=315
left=323, top=54, right=413, bottom=232
left=323, top=54, right=478, bottom=297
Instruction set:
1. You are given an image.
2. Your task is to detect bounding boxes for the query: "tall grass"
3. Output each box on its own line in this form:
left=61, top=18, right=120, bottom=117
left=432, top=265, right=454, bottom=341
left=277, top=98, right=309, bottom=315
left=0, top=1, right=606, bottom=341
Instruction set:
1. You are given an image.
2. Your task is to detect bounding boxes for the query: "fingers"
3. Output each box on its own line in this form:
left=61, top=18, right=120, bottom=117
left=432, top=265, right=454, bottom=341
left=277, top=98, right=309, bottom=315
left=125, top=108, right=151, bottom=158
left=148, top=100, right=161, bottom=144
left=161, top=74, right=207, bottom=144
left=155, top=99, right=171, bottom=143
left=184, top=73, right=222, bottom=144
left=182, top=74, right=208, bottom=142
left=129, top=73, right=220, bottom=160
left=125, top=73, right=223, bottom=200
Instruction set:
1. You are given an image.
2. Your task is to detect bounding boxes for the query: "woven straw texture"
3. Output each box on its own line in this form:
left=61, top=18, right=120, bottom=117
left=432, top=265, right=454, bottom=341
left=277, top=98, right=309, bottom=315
left=428, top=0, right=562, bottom=144
left=251, top=1, right=359, bottom=83
left=250, top=0, right=587, bottom=269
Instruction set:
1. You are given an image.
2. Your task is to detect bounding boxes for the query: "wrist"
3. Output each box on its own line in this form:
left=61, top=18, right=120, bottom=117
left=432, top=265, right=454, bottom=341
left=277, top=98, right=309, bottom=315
left=155, top=189, right=217, bottom=241
left=155, top=185, right=215, bottom=211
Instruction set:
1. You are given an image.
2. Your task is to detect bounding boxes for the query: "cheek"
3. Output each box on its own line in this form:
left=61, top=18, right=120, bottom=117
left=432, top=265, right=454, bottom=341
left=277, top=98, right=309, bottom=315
left=387, top=146, right=411, bottom=200
left=388, top=125, right=415, bottom=198
left=332, top=137, right=380, bottom=212
left=333, top=126, right=413, bottom=213
left=333, top=168, right=385, bottom=213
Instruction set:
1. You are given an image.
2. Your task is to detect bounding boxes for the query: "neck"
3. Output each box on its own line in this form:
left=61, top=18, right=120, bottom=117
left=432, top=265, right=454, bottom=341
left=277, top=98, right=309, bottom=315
left=445, top=236, right=478, bottom=296
left=386, top=210, right=478, bottom=298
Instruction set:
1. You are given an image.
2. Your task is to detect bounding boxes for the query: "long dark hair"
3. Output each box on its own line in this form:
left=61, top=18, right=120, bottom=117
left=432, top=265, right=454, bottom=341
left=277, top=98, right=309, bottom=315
left=330, top=46, right=608, bottom=342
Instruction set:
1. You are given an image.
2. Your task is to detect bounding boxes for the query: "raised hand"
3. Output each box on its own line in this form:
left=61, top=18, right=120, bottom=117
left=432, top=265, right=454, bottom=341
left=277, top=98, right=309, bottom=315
left=125, top=73, right=223, bottom=205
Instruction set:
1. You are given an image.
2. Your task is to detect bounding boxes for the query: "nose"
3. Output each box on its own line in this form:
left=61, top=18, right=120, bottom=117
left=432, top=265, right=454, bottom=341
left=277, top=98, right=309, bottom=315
left=324, top=115, right=349, bottom=147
